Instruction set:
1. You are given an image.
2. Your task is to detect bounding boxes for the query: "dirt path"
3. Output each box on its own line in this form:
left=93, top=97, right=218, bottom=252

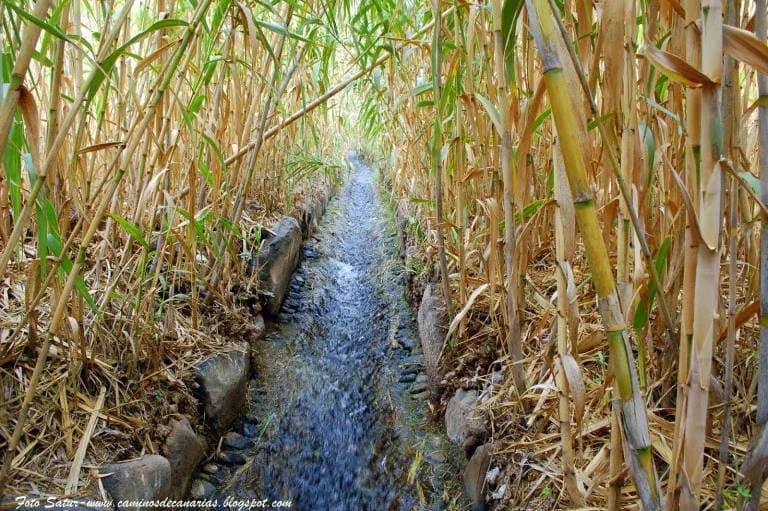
left=219, top=156, right=463, bottom=510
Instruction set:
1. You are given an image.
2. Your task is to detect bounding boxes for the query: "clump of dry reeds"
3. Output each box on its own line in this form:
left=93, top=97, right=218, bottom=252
left=376, top=1, right=768, bottom=509
left=0, top=0, right=348, bottom=497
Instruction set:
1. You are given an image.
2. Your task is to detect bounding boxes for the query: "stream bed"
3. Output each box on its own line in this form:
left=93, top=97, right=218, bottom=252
left=215, top=156, right=464, bottom=510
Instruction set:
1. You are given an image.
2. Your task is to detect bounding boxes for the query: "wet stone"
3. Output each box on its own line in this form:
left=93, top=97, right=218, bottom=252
left=241, top=421, right=260, bottom=438
left=397, top=337, right=415, bottom=351
left=218, top=452, right=247, bottom=465
left=401, top=365, right=420, bottom=376
left=223, top=432, right=253, bottom=450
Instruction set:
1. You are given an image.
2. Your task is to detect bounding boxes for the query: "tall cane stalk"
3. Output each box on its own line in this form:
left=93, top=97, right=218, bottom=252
left=526, top=1, right=661, bottom=509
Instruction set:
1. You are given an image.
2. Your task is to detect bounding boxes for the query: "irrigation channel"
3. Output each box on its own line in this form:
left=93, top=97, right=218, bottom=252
left=211, top=156, right=464, bottom=510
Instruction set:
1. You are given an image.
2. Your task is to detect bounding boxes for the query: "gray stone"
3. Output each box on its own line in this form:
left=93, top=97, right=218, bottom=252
left=445, top=389, right=487, bottom=446
left=189, top=478, right=217, bottom=499
left=222, top=432, right=252, bottom=450
left=401, top=365, right=420, bottom=376
left=218, top=452, right=247, bottom=465
left=241, top=421, right=259, bottom=438
left=194, top=347, right=250, bottom=432
left=417, top=284, right=448, bottom=387
left=251, top=217, right=302, bottom=316
left=397, top=337, right=415, bottom=351
left=99, top=455, right=171, bottom=510
left=162, top=416, right=206, bottom=498
left=464, top=444, right=492, bottom=511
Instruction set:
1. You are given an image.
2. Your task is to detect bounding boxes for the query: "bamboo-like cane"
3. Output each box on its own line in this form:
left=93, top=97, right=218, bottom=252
left=747, top=0, right=768, bottom=508
left=0, top=0, right=137, bottom=282
left=431, top=0, right=454, bottom=321
left=667, top=2, right=701, bottom=508
left=0, top=0, right=212, bottom=493
left=0, top=0, right=52, bottom=166
left=678, top=2, right=723, bottom=509
left=490, top=0, right=525, bottom=396
left=553, top=139, right=585, bottom=506
left=715, top=1, right=740, bottom=508
left=526, top=1, right=661, bottom=509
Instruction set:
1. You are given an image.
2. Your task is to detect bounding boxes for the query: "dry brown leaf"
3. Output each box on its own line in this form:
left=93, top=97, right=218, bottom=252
left=559, top=353, right=586, bottom=433
left=641, top=41, right=715, bottom=87
left=18, top=85, right=41, bottom=173
left=723, top=24, right=768, bottom=76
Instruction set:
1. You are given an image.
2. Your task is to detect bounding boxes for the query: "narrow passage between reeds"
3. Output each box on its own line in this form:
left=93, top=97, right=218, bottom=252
left=216, top=155, right=461, bottom=510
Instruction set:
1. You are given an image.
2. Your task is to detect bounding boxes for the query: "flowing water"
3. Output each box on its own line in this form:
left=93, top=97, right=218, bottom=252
left=219, top=156, right=463, bottom=510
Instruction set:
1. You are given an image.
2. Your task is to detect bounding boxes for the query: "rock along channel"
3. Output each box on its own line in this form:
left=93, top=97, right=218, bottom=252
left=216, top=155, right=463, bottom=510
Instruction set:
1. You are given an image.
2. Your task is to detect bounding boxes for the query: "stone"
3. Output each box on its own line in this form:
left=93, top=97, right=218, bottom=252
left=398, top=373, right=416, bottom=384
left=194, top=347, right=250, bottom=432
left=218, top=452, right=247, bottom=466
left=445, top=389, right=487, bottom=447
left=162, top=416, right=207, bottom=498
left=99, top=455, right=171, bottom=510
left=222, top=432, right=252, bottom=450
left=397, top=337, right=415, bottom=351
left=401, top=365, right=420, bottom=376
left=417, top=284, right=448, bottom=387
left=251, top=217, right=302, bottom=316
left=189, top=478, right=217, bottom=499
left=409, top=382, right=429, bottom=395
left=201, top=463, right=220, bottom=475
left=241, top=421, right=260, bottom=438
left=464, top=444, right=492, bottom=511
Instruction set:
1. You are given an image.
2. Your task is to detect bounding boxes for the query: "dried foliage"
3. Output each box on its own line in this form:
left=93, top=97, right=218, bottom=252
left=373, top=0, right=768, bottom=509
left=0, top=0, right=348, bottom=496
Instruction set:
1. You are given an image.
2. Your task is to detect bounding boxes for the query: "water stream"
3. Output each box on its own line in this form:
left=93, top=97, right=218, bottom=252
left=218, top=156, right=463, bottom=510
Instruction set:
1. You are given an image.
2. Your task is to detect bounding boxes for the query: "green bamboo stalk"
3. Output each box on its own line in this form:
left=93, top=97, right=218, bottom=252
left=526, top=1, right=661, bottom=509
